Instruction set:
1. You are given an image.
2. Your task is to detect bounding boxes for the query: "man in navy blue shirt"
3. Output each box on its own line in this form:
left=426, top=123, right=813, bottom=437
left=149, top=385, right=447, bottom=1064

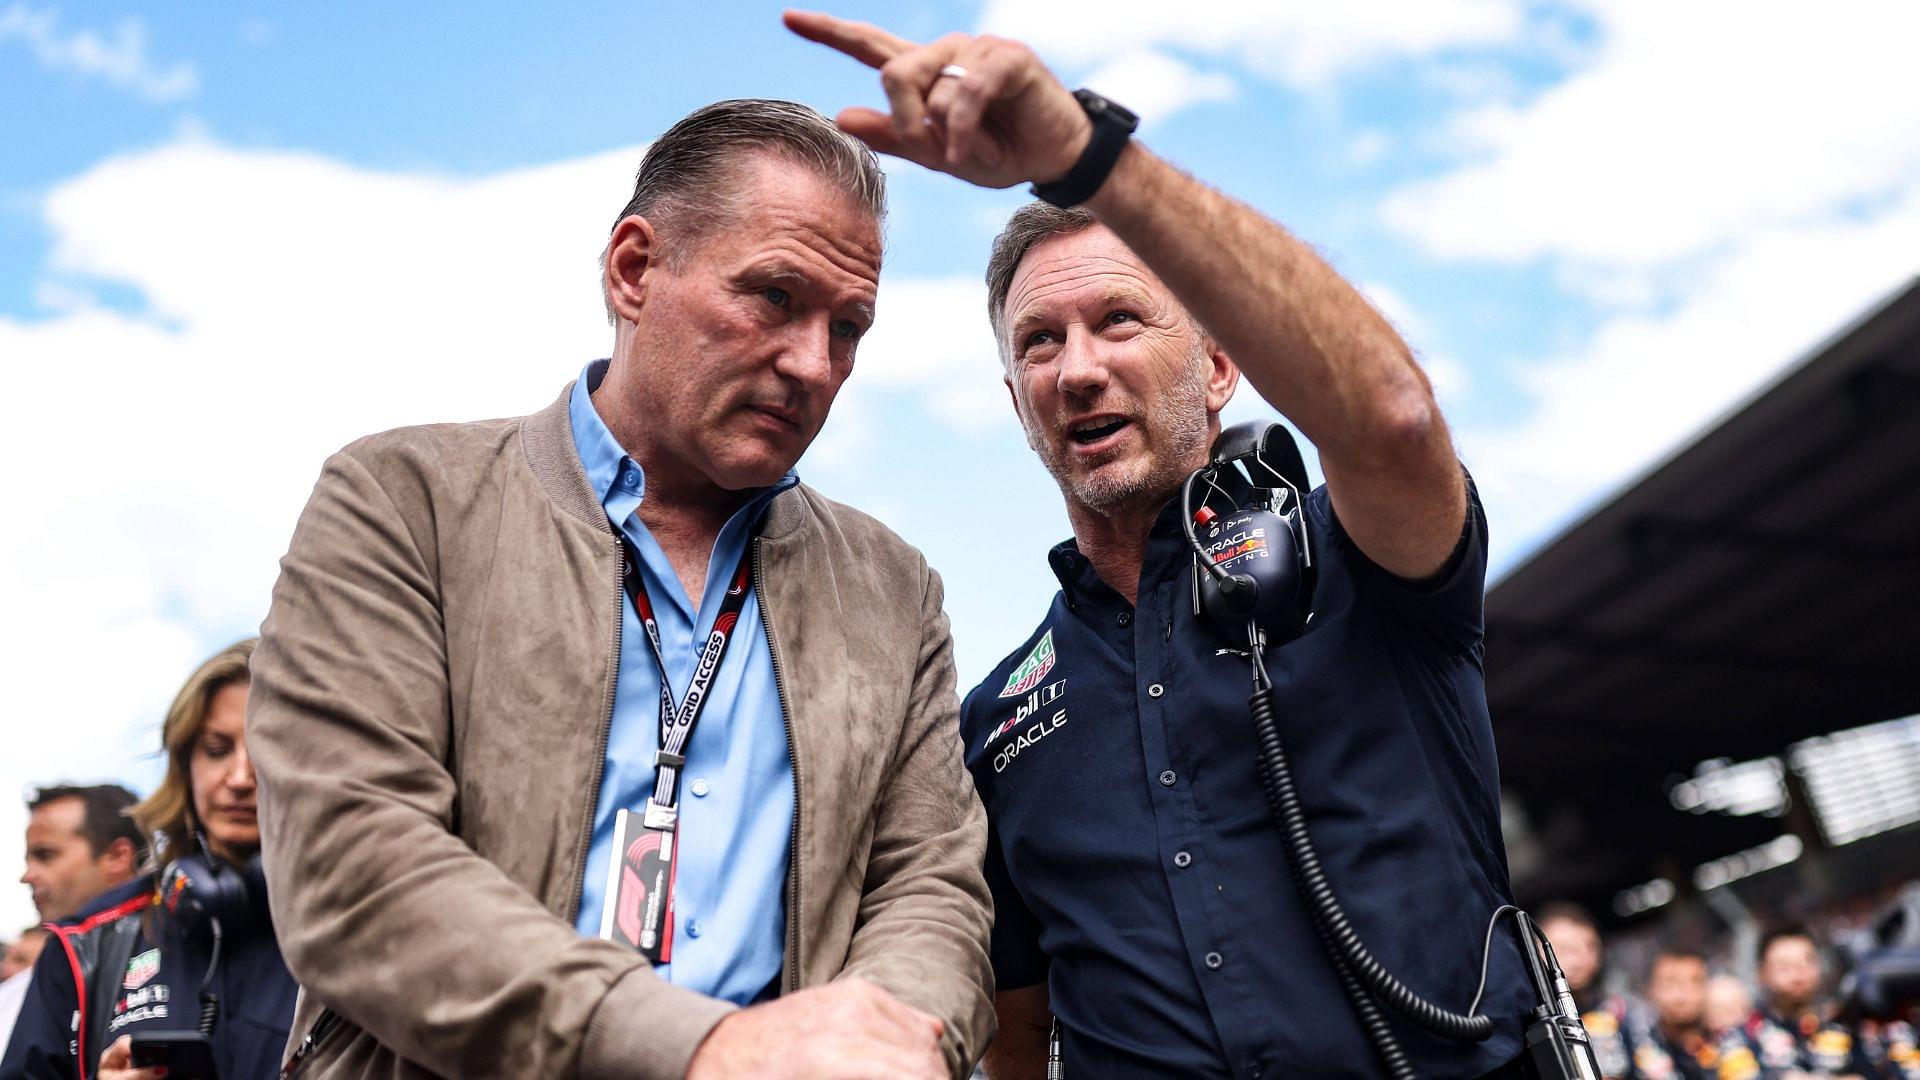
left=793, top=12, right=1535, bottom=1078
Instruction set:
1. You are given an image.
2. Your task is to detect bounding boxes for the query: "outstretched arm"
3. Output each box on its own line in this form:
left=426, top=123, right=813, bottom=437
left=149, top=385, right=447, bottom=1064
left=788, top=10, right=1466, bottom=578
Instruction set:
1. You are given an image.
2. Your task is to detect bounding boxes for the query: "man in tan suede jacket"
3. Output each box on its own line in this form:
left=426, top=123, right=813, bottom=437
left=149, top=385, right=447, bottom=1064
left=248, top=100, right=993, bottom=1079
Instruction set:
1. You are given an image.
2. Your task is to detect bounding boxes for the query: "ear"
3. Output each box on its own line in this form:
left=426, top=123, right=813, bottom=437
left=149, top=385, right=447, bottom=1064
left=101, top=836, right=137, bottom=877
left=1203, top=338, right=1240, bottom=415
left=603, top=214, right=660, bottom=325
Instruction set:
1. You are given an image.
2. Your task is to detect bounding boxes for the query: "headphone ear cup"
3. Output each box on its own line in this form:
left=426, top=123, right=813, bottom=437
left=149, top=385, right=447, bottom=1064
left=1197, top=504, right=1313, bottom=641
left=167, top=853, right=256, bottom=931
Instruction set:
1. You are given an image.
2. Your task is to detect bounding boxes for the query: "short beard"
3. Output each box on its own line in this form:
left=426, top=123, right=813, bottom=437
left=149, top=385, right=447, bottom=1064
left=1024, top=341, right=1213, bottom=514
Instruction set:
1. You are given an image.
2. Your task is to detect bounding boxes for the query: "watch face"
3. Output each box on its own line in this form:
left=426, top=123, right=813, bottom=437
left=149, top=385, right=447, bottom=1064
left=1075, top=89, right=1139, bottom=131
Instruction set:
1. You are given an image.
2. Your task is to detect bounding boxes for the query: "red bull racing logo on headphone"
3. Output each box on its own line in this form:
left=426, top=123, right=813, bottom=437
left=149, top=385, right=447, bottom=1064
left=1208, top=530, right=1269, bottom=568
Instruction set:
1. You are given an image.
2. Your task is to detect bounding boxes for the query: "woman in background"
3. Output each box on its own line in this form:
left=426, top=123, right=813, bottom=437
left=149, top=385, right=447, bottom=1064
left=2, top=639, right=297, bottom=1079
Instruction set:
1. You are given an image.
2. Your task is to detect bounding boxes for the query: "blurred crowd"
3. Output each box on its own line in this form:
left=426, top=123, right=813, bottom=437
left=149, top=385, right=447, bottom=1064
left=1540, top=900, right=1920, bottom=1080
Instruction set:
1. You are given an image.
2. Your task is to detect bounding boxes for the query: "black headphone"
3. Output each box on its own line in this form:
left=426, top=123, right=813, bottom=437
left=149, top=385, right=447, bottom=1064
left=1182, top=421, right=1317, bottom=648
left=159, top=837, right=266, bottom=1037
left=160, top=837, right=265, bottom=936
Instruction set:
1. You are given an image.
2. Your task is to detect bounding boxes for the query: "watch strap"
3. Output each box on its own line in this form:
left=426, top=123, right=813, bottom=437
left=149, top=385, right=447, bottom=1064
left=1031, top=89, right=1139, bottom=208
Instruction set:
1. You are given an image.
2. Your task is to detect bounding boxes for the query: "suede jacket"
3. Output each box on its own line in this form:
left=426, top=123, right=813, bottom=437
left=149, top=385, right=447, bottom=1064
left=249, top=378, right=994, bottom=1079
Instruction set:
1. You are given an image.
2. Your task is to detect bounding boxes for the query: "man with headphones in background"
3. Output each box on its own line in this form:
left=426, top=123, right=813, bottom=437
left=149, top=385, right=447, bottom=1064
left=792, top=11, right=1534, bottom=1078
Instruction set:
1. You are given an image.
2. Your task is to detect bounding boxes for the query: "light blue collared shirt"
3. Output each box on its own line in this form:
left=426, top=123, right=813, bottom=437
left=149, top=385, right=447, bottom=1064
left=570, top=360, right=797, bottom=1005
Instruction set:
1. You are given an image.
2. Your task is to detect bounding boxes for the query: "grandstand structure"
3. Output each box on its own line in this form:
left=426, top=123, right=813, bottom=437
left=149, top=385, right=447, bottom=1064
left=1488, top=278, right=1920, bottom=924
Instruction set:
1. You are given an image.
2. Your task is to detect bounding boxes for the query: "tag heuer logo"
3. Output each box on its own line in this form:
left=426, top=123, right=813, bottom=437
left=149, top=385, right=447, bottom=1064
left=123, top=948, right=160, bottom=990
left=998, top=630, right=1056, bottom=698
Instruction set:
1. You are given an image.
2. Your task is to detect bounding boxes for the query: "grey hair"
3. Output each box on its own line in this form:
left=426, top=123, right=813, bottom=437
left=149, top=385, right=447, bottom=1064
left=985, top=201, right=1098, bottom=370
left=602, top=98, right=888, bottom=323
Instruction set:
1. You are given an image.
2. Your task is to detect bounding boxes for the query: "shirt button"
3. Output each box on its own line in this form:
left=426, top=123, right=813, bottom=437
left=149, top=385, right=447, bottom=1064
left=1117, top=611, right=1132, bottom=627
left=690, top=778, right=710, bottom=798
left=1147, top=683, right=1164, bottom=698
left=1204, top=951, right=1224, bottom=970
left=685, top=919, right=702, bottom=939
left=1174, top=851, right=1192, bottom=868
left=1159, top=770, right=1177, bottom=787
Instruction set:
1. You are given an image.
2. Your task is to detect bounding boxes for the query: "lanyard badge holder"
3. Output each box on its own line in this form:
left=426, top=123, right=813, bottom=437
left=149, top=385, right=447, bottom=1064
left=598, top=530, right=755, bottom=966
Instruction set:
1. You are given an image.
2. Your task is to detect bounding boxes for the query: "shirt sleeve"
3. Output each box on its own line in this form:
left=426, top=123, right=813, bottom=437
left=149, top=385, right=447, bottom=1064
left=0, top=931, right=81, bottom=1080
left=1313, top=467, right=1489, bottom=650
left=984, top=819, right=1049, bottom=992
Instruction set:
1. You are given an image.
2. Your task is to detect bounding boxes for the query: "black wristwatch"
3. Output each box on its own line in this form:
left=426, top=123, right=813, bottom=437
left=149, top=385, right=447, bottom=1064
left=1031, top=89, right=1139, bottom=208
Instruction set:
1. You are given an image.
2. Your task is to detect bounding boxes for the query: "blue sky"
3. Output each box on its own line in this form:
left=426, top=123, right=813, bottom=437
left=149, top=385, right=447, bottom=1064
left=3, top=0, right=1917, bottom=930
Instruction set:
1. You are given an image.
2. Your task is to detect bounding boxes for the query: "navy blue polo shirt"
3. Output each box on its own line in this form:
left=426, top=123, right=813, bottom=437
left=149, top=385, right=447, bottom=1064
left=960, top=473, right=1531, bottom=1079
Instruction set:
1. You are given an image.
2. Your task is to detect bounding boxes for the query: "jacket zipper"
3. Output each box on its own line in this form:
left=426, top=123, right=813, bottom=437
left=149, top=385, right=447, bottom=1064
left=754, top=535, right=804, bottom=994
left=567, top=529, right=626, bottom=924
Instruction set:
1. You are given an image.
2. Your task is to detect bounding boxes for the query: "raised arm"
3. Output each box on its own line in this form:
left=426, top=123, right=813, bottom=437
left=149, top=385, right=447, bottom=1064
left=787, top=10, right=1466, bottom=578
left=1083, top=147, right=1465, bottom=578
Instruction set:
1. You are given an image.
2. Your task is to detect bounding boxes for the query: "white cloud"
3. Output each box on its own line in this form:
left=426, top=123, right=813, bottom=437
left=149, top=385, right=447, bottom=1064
left=0, top=137, right=645, bottom=928
left=0, top=3, right=197, bottom=103
left=809, top=275, right=1008, bottom=468
left=979, top=0, right=1529, bottom=89
left=852, top=276, right=996, bottom=389
left=1344, top=130, right=1395, bottom=170
left=1373, top=1, right=1920, bottom=566
left=1460, top=196, right=1920, bottom=564
left=1080, top=49, right=1236, bottom=127
left=1384, top=1, right=1920, bottom=270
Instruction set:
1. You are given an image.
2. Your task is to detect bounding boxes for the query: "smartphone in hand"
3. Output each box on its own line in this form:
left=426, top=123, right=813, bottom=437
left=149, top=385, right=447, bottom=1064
left=128, top=1030, right=220, bottom=1080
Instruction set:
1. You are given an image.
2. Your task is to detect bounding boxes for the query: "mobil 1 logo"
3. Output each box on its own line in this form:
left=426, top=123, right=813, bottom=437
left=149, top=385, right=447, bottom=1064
left=983, top=677, right=1067, bottom=774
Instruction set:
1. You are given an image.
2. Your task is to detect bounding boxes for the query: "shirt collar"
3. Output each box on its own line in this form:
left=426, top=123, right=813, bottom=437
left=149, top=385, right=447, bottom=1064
left=570, top=360, right=632, bottom=507
left=569, top=358, right=799, bottom=523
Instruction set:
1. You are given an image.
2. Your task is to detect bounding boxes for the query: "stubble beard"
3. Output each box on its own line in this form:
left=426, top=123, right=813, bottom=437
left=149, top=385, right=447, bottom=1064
left=1024, top=346, right=1213, bottom=516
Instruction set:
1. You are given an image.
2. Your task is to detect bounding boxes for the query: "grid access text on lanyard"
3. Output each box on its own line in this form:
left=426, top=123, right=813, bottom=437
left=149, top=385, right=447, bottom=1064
left=616, top=527, right=754, bottom=960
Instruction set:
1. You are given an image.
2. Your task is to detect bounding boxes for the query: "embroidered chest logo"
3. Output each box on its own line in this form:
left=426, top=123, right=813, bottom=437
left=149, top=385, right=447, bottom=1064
left=982, top=678, right=1066, bottom=751
left=998, top=630, right=1056, bottom=698
left=123, top=948, right=160, bottom=990
left=988, top=678, right=1068, bottom=774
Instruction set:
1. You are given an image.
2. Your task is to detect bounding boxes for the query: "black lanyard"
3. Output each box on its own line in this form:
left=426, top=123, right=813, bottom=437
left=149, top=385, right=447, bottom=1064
left=615, top=527, right=755, bottom=817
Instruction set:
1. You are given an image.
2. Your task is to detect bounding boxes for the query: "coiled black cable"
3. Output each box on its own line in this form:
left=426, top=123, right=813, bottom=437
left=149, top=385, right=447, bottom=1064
left=1247, top=668, right=1496, bottom=1072
left=1182, top=456, right=1510, bottom=1077
left=197, top=915, right=223, bottom=1037
left=1314, top=912, right=1415, bottom=1078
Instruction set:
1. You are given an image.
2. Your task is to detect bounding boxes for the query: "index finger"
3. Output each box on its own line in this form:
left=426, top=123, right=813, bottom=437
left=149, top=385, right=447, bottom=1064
left=783, top=9, right=918, bottom=69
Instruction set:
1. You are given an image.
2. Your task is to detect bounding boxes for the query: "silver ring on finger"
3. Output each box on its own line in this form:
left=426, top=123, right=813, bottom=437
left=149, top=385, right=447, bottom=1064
left=936, top=63, right=969, bottom=80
